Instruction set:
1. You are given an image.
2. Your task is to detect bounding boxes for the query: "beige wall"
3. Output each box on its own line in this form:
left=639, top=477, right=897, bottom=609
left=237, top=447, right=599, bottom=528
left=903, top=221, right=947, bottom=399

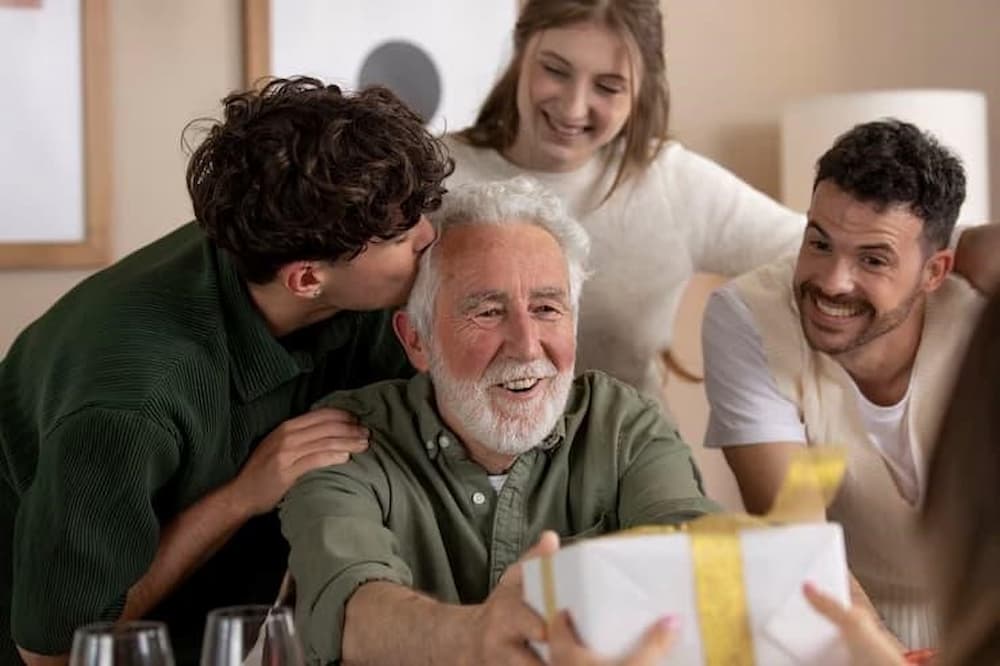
left=1, top=3, right=997, bottom=506
left=4, top=1, right=997, bottom=354
left=0, top=0, right=242, bottom=353
left=666, top=0, right=1000, bottom=205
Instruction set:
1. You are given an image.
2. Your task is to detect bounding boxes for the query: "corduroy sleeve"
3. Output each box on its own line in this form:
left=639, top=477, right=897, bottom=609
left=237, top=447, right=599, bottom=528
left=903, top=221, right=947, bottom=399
left=11, top=408, right=180, bottom=655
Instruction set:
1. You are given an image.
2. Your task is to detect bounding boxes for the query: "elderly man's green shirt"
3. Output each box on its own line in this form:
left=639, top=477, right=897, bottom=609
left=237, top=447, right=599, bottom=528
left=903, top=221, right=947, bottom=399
left=280, top=371, right=718, bottom=663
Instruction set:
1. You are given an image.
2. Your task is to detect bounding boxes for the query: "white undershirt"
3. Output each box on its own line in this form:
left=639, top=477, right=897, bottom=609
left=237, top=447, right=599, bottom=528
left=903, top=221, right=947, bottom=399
left=703, top=284, right=920, bottom=503
left=488, top=474, right=508, bottom=493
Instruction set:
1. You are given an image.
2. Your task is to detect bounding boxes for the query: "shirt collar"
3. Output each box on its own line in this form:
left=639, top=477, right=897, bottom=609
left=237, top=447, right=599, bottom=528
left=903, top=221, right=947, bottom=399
left=216, top=248, right=358, bottom=403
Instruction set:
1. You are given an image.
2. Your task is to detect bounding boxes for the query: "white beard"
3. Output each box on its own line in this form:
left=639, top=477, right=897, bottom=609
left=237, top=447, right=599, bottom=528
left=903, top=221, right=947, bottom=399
left=428, top=347, right=573, bottom=457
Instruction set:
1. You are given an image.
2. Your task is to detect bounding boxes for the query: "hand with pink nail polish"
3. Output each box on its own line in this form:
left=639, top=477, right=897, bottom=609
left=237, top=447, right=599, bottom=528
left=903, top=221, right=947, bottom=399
left=548, top=610, right=677, bottom=666
left=803, top=582, right=907, bottom=666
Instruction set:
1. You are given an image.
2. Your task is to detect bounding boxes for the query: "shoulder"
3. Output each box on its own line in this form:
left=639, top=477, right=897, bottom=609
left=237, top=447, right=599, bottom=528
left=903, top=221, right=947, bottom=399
left=443, top=133, right=502, bottom=182
left=731, top=254, right=798, bottom=307
left=703, top=284, right=763, bottom=353
left=921, top=273, right=989, bottom=361
left=564, top=371, right=674, bottom=439
left=648, top=140, right=735, bottom=183
left=931, top=273, right=988, bottom=317
left=314, top=377, right=414, bottom=416
left=567, top=370, right=658, bottom=411
left=705, top=282, right=754, bottom=325
left=313, top=377, right=424, bottom=457
left=1, top=224, right=230, bottom=420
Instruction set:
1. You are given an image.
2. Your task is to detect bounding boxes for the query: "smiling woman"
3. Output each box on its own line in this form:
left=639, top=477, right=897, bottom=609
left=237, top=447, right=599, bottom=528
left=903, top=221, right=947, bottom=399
left=504, top=20, right=636, bottom=173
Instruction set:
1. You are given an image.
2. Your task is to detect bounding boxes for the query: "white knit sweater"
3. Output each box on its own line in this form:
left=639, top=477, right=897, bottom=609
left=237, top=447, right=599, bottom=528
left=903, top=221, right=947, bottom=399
left=444, top=136, right=805, bottom=401
left=733, top=256, right=984, bottom=648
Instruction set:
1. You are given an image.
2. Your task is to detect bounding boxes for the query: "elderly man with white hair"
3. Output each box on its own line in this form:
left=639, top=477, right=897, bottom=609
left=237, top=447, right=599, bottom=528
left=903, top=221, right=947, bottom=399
left=279, top=177, right=717, bottom=665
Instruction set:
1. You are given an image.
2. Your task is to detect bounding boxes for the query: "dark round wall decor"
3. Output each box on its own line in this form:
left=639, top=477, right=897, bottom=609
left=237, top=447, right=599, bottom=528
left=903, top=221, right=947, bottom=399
left=357, top=39, right=442, bottom=123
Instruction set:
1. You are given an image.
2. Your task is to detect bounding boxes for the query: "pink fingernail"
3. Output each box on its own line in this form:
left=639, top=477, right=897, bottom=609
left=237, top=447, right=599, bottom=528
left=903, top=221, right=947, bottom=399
left=659, top=615, right=679, bottom=631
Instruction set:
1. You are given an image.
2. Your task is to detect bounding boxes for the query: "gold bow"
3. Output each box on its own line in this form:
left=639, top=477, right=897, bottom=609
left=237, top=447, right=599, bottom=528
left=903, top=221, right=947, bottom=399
left=540, top=447, right=846, bottom=666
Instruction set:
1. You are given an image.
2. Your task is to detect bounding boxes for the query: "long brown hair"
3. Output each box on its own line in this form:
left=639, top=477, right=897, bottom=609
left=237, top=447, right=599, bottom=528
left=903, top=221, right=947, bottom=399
left=457, top=0, right=669, bottom=200
left=922, top=292, right=1000, bottom=665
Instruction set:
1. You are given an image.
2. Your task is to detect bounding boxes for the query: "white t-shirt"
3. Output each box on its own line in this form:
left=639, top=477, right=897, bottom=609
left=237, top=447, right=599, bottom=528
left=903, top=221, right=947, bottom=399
left=702, top=284, right=920, bottom=503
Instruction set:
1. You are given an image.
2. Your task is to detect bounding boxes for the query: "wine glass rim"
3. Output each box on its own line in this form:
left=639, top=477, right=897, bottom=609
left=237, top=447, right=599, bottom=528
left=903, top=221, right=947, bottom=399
left=206, top=604, right=292, bottom=619
left=74, top=620, right=170, bottom=636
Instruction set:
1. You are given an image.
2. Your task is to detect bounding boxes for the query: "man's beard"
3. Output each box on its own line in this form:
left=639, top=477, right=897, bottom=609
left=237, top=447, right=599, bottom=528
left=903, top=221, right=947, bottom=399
left=428, top=347, right=573, bottom=457
left=796, top=281, right=923, bottom=356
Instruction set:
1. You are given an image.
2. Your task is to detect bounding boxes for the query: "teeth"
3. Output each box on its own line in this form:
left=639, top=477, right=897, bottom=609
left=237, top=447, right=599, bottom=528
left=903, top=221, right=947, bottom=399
left=502, top=378, right=540, bottom=391
left=553, top=124, right=583, bottom=136
left=546, top=114, right=586, bottom=135
left=814, top=296, right=865, bottom=318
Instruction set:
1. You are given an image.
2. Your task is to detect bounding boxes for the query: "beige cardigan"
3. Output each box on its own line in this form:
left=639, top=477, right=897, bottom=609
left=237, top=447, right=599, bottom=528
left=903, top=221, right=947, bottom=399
left=734, top=255, right=983, bottom=648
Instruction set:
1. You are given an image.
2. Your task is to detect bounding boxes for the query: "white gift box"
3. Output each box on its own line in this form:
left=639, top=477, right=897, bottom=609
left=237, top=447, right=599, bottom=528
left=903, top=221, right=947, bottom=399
left=523, top=523, right=852, bottom=665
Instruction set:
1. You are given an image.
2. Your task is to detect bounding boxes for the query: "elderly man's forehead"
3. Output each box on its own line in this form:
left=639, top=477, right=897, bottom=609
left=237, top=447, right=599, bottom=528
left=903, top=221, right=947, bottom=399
left=436, top=221, right=562, bottom=260
left=433, top=222, right=568, bottom=291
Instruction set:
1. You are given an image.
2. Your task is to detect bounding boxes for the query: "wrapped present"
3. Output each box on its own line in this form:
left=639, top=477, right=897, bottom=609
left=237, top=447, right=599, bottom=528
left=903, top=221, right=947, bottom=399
left=522, top=449, right=853, bottom=665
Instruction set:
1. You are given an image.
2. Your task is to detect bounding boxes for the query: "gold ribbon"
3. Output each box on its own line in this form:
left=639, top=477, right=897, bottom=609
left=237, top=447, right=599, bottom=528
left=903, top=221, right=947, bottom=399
left=541, top=555, right=558, bottom=623
left=539, top=448, right=846, bottom=665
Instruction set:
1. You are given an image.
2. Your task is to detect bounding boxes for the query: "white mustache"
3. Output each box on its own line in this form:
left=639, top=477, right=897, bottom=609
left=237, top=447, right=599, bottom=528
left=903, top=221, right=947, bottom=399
left=481, top=358, right=558, bottom=385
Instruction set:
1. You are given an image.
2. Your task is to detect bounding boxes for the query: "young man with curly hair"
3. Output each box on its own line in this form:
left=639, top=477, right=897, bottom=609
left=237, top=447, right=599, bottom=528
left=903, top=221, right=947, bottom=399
left=0, top=77, right=453, bottom=666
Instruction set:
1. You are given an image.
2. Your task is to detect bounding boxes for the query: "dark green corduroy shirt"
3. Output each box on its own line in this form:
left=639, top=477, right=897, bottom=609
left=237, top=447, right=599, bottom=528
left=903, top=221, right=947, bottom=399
left=280, top=371, right=719, bottom=663
left=0, top=223, right=411, bottom=665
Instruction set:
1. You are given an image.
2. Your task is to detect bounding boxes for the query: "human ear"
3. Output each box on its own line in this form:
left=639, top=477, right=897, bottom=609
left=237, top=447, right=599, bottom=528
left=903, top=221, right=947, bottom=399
left=922, top=248, right=955, bottom=293
left=393, top=310, right=430, bottom=372
left=277, top=261, right=323, bottom=299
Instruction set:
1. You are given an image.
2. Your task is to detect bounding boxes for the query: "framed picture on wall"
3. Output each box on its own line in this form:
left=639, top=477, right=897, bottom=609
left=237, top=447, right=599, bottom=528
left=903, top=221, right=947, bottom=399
left=0, top=0, right=111, bottom=268
left=243, top=0, right=517, bottom=134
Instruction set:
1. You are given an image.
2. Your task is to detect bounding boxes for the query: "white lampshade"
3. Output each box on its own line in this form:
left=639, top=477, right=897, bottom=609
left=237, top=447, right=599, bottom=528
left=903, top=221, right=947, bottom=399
left=781, top=90, right=990, bottom=224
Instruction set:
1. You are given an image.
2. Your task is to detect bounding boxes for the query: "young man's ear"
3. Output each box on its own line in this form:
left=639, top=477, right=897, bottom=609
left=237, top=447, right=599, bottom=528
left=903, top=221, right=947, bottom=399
left=393, top=310, right=430, bottom=372
left=277, top=261, right=323, bottom=299
left=923, top=248, right=955, bottom=293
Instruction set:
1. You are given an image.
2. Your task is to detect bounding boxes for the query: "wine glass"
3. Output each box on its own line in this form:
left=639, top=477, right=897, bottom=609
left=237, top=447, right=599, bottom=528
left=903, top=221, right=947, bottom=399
left=200, top=605, right=304, bottom=666
left=69, top=620, right=175, bottom=666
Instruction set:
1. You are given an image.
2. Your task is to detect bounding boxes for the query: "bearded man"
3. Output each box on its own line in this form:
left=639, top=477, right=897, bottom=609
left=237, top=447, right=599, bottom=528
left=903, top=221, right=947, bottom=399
left=701, top=119, right=985, bottom=651
left=279, top=177, right=717, bottom=665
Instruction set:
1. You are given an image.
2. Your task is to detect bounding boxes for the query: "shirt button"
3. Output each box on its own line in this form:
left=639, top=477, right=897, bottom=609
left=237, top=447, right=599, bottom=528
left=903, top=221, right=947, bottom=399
left=472, top=491, right=487, bottom=505
left=438, top=435, right=451, bottom=448
left=425, top=440, right=435, bottom=451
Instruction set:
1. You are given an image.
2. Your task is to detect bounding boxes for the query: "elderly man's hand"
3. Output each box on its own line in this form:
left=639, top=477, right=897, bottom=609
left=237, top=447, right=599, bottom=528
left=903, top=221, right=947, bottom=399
left=226, top=408, right=370, bottom=517
left=460, top=531, right=561, bottom=665
left=549, top=610, right=677, bottom=666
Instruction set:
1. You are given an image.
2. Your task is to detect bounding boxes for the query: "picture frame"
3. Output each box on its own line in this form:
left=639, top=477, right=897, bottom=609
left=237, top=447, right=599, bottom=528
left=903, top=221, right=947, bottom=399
left=242, top=0, right=517, bottom=134
left=0, top=0, right=111, bottom=268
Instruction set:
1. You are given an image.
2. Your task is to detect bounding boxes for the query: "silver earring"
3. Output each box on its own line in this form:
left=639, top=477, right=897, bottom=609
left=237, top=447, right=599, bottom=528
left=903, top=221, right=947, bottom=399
left=311, top=288, right=323, bottom=299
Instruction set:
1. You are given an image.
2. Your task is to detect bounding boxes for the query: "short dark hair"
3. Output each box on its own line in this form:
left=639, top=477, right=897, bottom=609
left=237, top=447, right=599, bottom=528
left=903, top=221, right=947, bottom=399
left=813, top=119, right=965, bottom=251
left=185, top=77, right=454, bottom=283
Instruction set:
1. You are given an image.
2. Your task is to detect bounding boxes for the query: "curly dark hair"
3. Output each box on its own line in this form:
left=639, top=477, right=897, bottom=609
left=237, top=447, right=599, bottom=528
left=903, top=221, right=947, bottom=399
left=814, top=119, right=965, bottom=251
left=185, top=77, right=454, bottom=283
